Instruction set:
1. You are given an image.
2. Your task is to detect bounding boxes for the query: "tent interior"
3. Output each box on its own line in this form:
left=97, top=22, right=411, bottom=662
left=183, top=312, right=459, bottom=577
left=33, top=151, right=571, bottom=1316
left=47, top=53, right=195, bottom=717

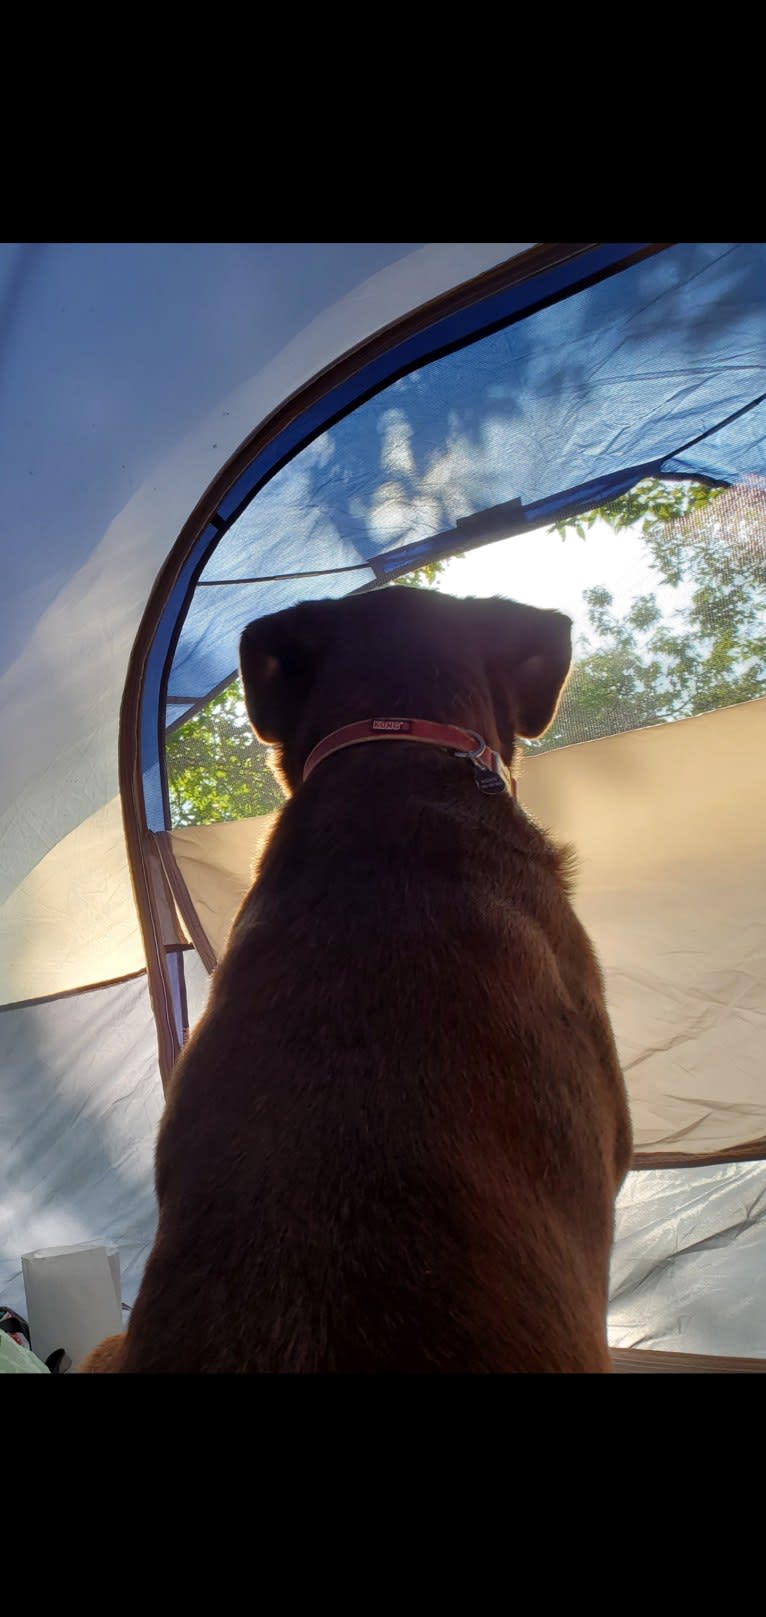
left=2, top=240, right=765, bottom=1369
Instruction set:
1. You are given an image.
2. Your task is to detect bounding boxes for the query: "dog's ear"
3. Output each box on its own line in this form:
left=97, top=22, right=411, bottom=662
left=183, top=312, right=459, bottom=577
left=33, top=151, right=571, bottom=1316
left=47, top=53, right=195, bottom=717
left=480, top=598, right=572, bottom=741
left=239, top=600, right=337, bottom=744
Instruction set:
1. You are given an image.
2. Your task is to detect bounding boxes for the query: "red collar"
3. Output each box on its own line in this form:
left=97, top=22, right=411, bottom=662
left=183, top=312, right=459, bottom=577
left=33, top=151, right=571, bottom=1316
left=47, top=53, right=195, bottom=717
left=302, top=718, right=516, bottom=798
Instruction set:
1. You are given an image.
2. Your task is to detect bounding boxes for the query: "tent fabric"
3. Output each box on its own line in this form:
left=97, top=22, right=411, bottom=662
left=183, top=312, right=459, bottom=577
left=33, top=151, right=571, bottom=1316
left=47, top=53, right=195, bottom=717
left=522, top=697, right=766, bottom=1162
left=609, top=1161, right=766, bottom=1357
left=165, top=697, right=766, bottom=1165
left=166, top=242, right=766, bottom=717
left=161, top=815, right=279, bottom=966
left=183, top=944, right=213, bottom=1031
left=1, top=242, right=520, bottom=909
left=0, top=797, right=141, bottom=1004
left=0, top=974, right=162, bottom=1320
left=0, top=795, right=188, bottom=1005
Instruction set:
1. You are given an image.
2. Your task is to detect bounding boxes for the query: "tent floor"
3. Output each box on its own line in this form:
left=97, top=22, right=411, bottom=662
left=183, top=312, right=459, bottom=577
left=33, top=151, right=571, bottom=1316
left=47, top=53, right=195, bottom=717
left=611, top=1348, right=766, bottom=1373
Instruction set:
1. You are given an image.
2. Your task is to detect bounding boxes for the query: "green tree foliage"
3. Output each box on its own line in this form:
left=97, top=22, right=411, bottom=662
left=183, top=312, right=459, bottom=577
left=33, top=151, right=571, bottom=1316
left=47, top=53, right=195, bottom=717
left=400, top=557, right=452, bottom=586
left=166, top=686, right=285, bottom=826
left=550, top=475, right=725, bottom=544
left=537, top=477, right=766, bottom=753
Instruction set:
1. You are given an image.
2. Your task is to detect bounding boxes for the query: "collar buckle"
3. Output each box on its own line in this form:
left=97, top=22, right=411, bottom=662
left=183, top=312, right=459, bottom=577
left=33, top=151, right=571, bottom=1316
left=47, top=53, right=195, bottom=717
left=453, top=731, right=513, bottom=795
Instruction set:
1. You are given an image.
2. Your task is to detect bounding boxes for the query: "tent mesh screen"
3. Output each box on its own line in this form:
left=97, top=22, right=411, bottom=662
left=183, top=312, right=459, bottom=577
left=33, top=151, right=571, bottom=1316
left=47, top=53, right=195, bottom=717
left=166, top=477, right=766, bottom=825
left=528, top=478, right=766, bottom=753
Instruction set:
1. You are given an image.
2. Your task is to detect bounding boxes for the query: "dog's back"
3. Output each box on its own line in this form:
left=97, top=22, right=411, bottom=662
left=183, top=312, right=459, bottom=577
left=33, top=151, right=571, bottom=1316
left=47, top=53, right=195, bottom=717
left=81, top=588, right=631, bottom=1373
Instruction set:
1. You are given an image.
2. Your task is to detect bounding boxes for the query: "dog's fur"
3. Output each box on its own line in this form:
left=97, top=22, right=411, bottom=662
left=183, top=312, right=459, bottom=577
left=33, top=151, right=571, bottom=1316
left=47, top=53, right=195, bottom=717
left=79, top=587, right=631, bottom=1373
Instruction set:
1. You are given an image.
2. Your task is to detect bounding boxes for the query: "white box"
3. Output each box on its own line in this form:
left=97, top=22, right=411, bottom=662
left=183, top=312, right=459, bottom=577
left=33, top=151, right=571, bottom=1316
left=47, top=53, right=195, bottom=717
left=21, top=1241, right=122, bottom=1369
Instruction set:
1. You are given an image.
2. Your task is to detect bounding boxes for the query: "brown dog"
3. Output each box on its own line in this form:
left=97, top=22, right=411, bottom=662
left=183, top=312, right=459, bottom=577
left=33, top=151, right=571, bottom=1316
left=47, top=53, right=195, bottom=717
left=80, top=587, right=631, bottom=1373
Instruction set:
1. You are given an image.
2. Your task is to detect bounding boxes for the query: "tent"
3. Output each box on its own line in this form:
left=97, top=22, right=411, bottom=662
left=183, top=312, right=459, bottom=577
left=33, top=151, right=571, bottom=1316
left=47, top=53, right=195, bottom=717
left=2, top=241, right=764, bottom=1369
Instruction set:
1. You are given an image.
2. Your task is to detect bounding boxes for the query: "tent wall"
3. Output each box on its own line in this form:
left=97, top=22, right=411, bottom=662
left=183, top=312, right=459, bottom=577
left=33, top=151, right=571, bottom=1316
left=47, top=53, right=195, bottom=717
left=0, top=974, right=163, bottom=1318
left=164, top=698, right=766, bottom=1167
left=1, top=243, right=522, bottom=907
left=610, top=1161, right=766, bottom=1358
left=0, top=795, right=188, bottom=1004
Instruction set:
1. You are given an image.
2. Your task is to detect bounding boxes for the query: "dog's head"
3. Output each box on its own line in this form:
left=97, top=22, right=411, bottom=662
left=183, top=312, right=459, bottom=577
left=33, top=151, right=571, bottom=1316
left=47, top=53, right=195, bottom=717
left=239, top=588, right=571, bottom=794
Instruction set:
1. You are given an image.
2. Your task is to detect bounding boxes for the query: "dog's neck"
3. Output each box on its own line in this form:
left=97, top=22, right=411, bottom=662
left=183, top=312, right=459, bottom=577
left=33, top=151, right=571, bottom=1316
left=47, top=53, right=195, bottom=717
left=301, top=717, right=516, bottom=798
